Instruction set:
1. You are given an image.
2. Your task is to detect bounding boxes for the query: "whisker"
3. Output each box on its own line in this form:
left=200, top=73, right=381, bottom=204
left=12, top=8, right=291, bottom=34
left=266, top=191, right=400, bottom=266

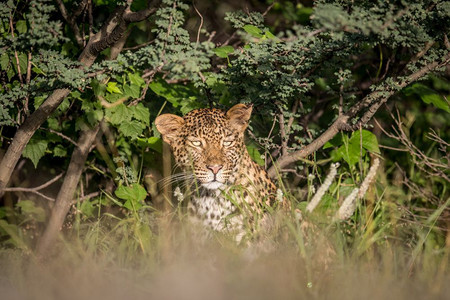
left=158, top=173, right=192, bottom=184
left=159, top=173, right=195, bottom=189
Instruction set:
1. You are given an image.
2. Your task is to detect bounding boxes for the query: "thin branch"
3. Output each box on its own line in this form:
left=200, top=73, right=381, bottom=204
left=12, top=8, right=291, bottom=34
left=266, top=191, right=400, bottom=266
left=410, top=41, right=435, bottom=64
left=42, top=128, right=78, bottom=146
left=99, top=95, right=128, bottom=108
left=129, top=79, right=150, bottom=106
left=262, top=3, right=275, bottom=16
left=338, top=82, right=344, bottom=117
left=123, top=39, right=155, bottom=51
left=55, top=0, right=85, bottom=47
left=9, top=16, right=24, bottom=86
left=76, top=191, right=101, bottom=203
left=278, top=109, right=288, bottom=157
left=306, top=28, right=325, bottom=37
left=88, top=0, right=94, bottom=38
left=4, top=173, right=65, bottom=202
left=380, top=8, right=408, bottom=30
left=444, top=34, right=450, bottom=50
left=13, top=172, right=64, bottom=191
left=193, top=3, right=203, bottom=45
left=286, top=100, right=299, bottom=133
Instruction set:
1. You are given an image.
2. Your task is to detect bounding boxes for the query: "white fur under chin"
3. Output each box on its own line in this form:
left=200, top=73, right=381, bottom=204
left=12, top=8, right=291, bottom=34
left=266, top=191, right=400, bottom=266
left=201, top=181, right=225, bottom=190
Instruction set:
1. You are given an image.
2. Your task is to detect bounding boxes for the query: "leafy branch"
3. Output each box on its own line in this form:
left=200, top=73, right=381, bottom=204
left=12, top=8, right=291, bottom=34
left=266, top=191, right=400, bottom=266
left=268, top=51, right=450, bottom=178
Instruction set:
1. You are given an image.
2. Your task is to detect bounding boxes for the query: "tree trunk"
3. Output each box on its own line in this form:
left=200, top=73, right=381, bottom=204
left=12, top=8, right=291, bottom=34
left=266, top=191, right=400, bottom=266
left=35, top=125, right=100, bottom=258
left=0, top=89, right=70, bottom=196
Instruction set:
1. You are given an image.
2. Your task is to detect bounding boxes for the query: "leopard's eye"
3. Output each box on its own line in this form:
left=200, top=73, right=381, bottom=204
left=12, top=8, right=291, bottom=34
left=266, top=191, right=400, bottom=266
left=191, top=140, right=202, bottom=147
left=223, top=140, right=233, bottom=147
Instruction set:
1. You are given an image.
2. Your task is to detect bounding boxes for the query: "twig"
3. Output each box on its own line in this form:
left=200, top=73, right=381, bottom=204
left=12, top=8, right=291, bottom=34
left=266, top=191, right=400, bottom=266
left=55, top=0, right=85, bottom=47
left=306, top=28, right=325, bottom=37
left=338, top=82, right=344, bottom=117
left=222, top=32, right=237, bottom=47
left=9, top=16, right=24, bottom=86
left=286, top=99, right=299, bottom=133
left=88, top=0, right=94, bottom=38
left=278, top=109, right=288, bottom=156
left=42, top=128, right=78, bottom=146
left=123, top=39, right=155, bottom=51
left=99, top=95, right=128, bottom=108
left=380, top=8, right=408, bottom=30
left=207, top=31, right=216, bottom=43
left=444, top=34, right=450, bottom=50
left=129, top=78, right=150, bottom=106
left=4, top=173, right=65, bottom=202
left=262, top=3, right=275, bottom=17
left=76, top=192, right=101, bottom=203
left=193, top=3, right=203, bottom=45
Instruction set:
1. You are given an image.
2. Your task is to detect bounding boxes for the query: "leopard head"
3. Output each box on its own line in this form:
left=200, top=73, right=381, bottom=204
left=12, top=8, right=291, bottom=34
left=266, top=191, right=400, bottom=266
left=155, top=104, right=252, bottom=190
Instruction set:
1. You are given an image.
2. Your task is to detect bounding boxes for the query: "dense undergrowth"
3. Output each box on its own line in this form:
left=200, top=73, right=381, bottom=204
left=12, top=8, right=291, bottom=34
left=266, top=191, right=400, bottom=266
left=0, top=0, right=449, bottom=298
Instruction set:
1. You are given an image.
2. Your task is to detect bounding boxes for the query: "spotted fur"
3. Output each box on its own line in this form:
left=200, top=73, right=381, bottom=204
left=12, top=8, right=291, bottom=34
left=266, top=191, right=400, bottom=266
left=155, top=104, right=278, bottom=235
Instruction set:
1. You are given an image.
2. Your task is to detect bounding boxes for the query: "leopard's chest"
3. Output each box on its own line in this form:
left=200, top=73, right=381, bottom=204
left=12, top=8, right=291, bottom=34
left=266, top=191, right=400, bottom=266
left=188, top=192, right=241, bottom=231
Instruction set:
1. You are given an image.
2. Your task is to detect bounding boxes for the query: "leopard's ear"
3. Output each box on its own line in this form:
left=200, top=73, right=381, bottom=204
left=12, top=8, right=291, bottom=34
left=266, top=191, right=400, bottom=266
left=226, top=103, right=253, bottom=132
left=155, top=114, right=185, bottom=145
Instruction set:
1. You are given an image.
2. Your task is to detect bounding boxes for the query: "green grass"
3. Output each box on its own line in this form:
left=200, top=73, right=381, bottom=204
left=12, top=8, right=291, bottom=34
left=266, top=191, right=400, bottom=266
left=0, top=162, right=449, bottom=300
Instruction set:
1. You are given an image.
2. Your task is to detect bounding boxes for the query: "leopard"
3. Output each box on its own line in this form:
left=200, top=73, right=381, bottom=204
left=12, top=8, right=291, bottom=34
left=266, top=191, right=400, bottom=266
left=155, top=104, right=281, bottom=238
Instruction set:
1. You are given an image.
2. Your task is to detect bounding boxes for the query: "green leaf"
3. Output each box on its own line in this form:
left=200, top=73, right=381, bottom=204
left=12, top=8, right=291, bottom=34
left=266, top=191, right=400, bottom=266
left=179, top=98, right=202, bottom=115
left=331, top=130, right=379, bottom=166
left=86, top=109, right=104, bottom=125
left=0, top=53, right=9, bottom=70
left=16, top=20, right=27, bottom=34
left=421, top=93, right=450, bottom=113
left=91, top=79, right=106, bottom=97
left=23, top=137, right=48, bottom=168
left=115, top=183, right=147, bottom=211
left=34, top=95, right=47, bottom=109
left=246, top=145, right=265, bottom=166
left=123, top=84, right=141, bottom=98
left=130, top=103, right=150, bottom=124
left=404, top=83, right=450, bottom=113
left=108, top=104, right=132, bottom=125
left=351, top=130, right=380, bottom=154
left=335, top=139, right=364, bottom=167
left=119, top=120, right=145, bottom=139
left=149, top=80, right=178, bottom=105
left=263, top=29, right=279, bottom=41
left=53, top=145, right=67, bottom=157
left=106, top=82, right=122, bottom=94
left=80, top=200, right=97, bottom=218
left=323, top=134, right=343, bottom=149
left=0, top=220, right=28, bottom=249
left=16, top=200, right=46, bottom=222
left=213, top=46, right=234, bottom=58
left=128, top=73, right=145, bottom=87
left=137, top=136, right=162, bottom=153
left=148, top=79, right=198, bottom=107
left=243, top=24, right=263, bottom=38
left=12, top=53, right=27, bottom=75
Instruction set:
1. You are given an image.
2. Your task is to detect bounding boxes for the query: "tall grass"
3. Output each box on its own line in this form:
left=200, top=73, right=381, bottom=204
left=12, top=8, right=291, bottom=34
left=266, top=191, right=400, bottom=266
left=0, top=160, right=449, bottom=300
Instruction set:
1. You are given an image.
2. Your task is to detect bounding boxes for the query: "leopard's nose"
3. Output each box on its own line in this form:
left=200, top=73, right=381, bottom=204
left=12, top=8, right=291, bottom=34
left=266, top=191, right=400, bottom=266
left=206, top=164, right=223, bottom=175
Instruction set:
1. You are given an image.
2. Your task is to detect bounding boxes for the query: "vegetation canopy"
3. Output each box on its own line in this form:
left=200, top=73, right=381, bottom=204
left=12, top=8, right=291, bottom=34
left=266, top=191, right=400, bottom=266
left=0, top=0, right=449, bottom=298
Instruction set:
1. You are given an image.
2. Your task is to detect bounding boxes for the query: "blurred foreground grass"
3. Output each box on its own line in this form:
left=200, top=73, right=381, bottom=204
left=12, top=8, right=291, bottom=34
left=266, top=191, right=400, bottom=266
left=1, top=184, right=449, bottom=300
